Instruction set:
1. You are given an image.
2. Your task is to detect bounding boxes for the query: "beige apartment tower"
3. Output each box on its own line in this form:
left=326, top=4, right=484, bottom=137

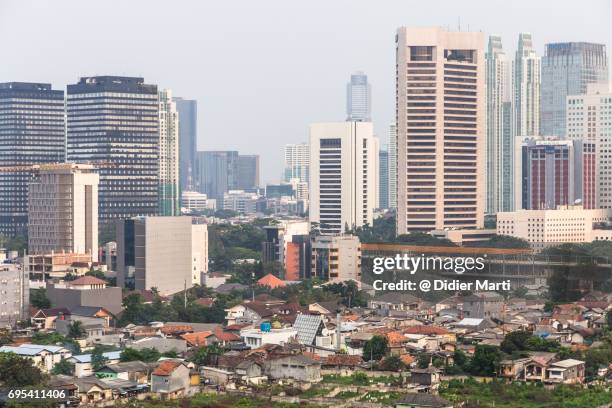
left=28, top=164, right=99, bottom=261
left=396, top=27, right=485, bottom=234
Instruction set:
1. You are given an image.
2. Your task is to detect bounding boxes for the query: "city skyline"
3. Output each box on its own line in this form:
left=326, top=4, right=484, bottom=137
left=1, top=0, right=610, bottom=183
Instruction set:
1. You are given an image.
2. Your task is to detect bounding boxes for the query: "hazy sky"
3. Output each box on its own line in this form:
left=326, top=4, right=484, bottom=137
left=1, top=0, right=611, bottom=183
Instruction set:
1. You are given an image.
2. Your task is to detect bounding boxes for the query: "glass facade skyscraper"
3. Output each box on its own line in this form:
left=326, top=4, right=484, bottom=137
left=174, top=97, right=197, bottom=191
left=346, top=71, right=371, bottom=122
left=0, top=82, right=65, bottom=236
left=541, top=42, right=608, bottom=137
left=66, top=76, right=160, bottom=224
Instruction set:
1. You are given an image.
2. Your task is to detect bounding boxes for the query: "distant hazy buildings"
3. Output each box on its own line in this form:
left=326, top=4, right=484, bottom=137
left=28, top=164, right=99, bottom=261
left=541, top=42, right=608, bottom=137
left=196, top=151, right=259, bottom=202
left=181, top=191, right=214, bottom=212
left=66, top=76, right=160, bottom=224
left=173, top=97, right=197, bottom=191
left=236, top=155, right=260, bottom=190
left=309, top=122, right=379, bottom=235
left=395, top=27, right=485, bottom=234
left=485, top=35, right=508, bottom=214
left=379, top=148, right=389, bottom=209
left=346, top=71, right=371, bottom=122
left=283, top=143, right=310, bottom=184
left=116, top=216, right=208, bottom=294
left=388, top=124, right=397, bottom=209
left=513, top=33, right=540, bottom=137
left=567, top=83, right=612, bottom=208
left=159, top=90, right=180, bottom=216
left=515, top=137, right=597, bottom=210
left=0, top=82, right=65, bottom=236
left=223, top=190, right=259, bottom=214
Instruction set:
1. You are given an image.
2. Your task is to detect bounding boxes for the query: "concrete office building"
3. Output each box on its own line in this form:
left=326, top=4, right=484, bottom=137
left=159, top=90, right=180, bottom=216
left=181, top=191, right=213, bottom=212
left=388, top=124, right=398, bottom=209
left=223, top=190, right=259, bottom=214
left=0, top=82, right=65, bottom=236
left=66, top=76, right=160, bottom=224
left=515, top=137, right=597, bottom=210
left=567, top=83, right=612, bottom=208
left=485, top=35, right=509, bottom=214
left=173, top=97, right=197, bottom=191
left=0, top=264, right=29, bottom=327
left=346, top=71, right=372, bottom=122
left=541, top=42, right=608, bottom=137
left=379, top=147, right=389, bottom=209
left=311, top=235, right=361, bottom=283
left=236, top=154, right=260, bottom=191
left=261, top=220, right=309, bottom=281
left=396, top=27, right=485, bottom=233
left=309, top=122, right=379, bottom=235
left=28, top=164, right=99, bottom=261
left=283, top=143, right=310, bottom=184
left=116, top=216, right=208, bottom=294
left=513, top=33, right=540, bottom=137
left=46, top=276, right=122, bottom=315
left=497, top=205, right=611, bottom=249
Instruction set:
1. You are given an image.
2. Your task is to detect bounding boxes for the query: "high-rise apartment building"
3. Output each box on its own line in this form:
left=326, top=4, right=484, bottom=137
left=173, top=97, right=197, bottom=191
left=66, top=76, right=159, bottom=224
left=395, top=27, right=485, bottom=234
left=283, top=143, right=310, bottom=184
left=0, top=83, right=65, bottom=236
left=309, top=122, right=379, bottom=235
left=501, top=101, right=514, bottom=211
left=515, top=137, right=597, bottom=210
left=0, top=264, right=29, bottom=327
left=236, top=154, right=260, bottom=191
left=513, top=33, right=540, bottom=137
left=541, top=42, right=608, bottom=137
left=485, top=35, right=508, bottom=214
left=567, top=83, right=612, bottom=208
left=28, top=164, right=99, bottom=261
left=159, top=90, right=180, bottom=216
left=388, top=124, right=397, bottom=209
left=379, top=148, right=389, bottom=209
left=346, top=71, right=371, bottom=122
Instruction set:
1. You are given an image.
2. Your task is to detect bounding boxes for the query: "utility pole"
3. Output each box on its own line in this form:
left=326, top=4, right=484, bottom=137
left=184, top=279, right=187, bottom=309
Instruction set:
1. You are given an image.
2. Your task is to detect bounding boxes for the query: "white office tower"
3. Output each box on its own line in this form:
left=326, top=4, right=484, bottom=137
left=567, top=83, right=612, bottom=207
left=395, top=27, right=485, bottom=234
left=309, top=122, right=379, bottom=235
left=346, top=71, right=372, bottom=122
left=28, top=164, right=99, bottom=261
left=513, top=33, right=540, bottom=137
left=485, top=35, right=508, bottom=214
left=388, top=123, right=398, bottom=209
left=159, top=89, right=180, bottom=216
left=283, top=143, right=310, bottom=184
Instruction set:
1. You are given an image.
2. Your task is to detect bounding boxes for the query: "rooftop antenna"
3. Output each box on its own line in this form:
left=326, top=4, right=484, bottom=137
left=458, top=17, right=461, bottom=31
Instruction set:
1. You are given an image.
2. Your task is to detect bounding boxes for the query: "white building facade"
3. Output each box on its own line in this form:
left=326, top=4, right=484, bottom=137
left=159, top=89, right=180, bottom=216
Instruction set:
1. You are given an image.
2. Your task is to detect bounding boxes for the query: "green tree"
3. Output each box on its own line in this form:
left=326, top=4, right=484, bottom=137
left=90, top=346, right=109, bottom=371
left=500, top=330, right=532, bottom=354
left=0, top=328, right=13, bottom=346
left=465, top=235, right=530, bottom=249
left=30, top=288, right=51, bottom=309
left=67, top=321, right=86, bottom=339
left=606, top=310, right=612, bottom=329
left=363, top=335, right=389, bottom=361
left=468, top=345, right=501, bottom=376
left=191, top=344, right=224, bottom=366
left=394, top=232, right=456, bottom=247
left=120, top=347, right=161, bottom=363
left=51, top=358, right=74, bottom=375
left=416, top=353, right=430, bottom=369
left=0, top=352, right=45, bottom=387
left=379, top=355, right=404, bottom=372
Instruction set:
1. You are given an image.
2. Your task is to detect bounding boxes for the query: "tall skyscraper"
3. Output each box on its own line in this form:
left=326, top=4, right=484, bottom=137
left=541, top=42, right=608, bottom=137
left=309, top=122, right=379, bottom=235
left=66, top=76, right=159, bottom=224
left=501, top=101, right=514, bottom=211
left=388, top=124, right=397, bottom=209
left=28, top=164, right=99, bottom=260
left=159, top=90, right=180, bottom=216
left=346, top=71, right=372, bottom=122
left=395, top=27, right=485, bottom=234
left=173, top=97, right=197, bottom=191
left=0, top=83, right=65, bottom=236
left=283, top=143, right=310, bottom=184
left=485, top=35, right=508, bottom=214
left=567, top=83, right=612, bottom=208
left=236, top=154, right=260, bottom=191
left=379, top=148, right=389, bottom=209
left=513, top=33, right=540, bottom=137
left=196, top=151, right=238, bottom=203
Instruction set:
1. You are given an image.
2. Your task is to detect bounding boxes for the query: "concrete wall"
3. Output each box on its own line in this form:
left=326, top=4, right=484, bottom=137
left=47, top=286, right=122, bottom=315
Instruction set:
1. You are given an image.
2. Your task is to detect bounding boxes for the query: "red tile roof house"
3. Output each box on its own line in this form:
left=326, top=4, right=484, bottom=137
left=151, top=360, right=191, bottom=400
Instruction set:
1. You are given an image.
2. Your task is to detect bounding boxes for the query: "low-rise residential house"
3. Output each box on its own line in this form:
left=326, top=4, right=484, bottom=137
left=68, top=351, right=122, bottom=377
left=394, top=394, right=452, bottom=408
left=56, top=315, right=106, bottom=339
left=524, top=352, right=558, bottom=382
left=462, top=292, right=504, bottom=319
left=181, top=331, right=219, bottom=347
left=72, top=377, right=113, bottom=404
left=31, top=307, right=71, bottom=330
left=545, top=359, right=585, bottom=384
left=499, top=358, right=531, bottom=380
left=240, top=326, right=297, bottom=349
left=308, top=301, right=345, bottom=316
left=126, top=337, right=188, bottom=354
left=200, top=366, right=234, bottom=385
left=95, top=361, right=151, bottom=383
left=0, top=344, right=71, bottom=373
left=151, top=360, right=191, bottom=399
left=369, top=293, right=421, bottom=316
left=236, top=360, right=265, bottom=384
left=265, top=354, right=321, bottom=382
left=410, top=366, right=442, bottom=389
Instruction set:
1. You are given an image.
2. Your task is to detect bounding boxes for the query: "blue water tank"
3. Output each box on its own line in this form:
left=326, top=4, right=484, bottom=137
left=260, top=322, right=271, bottom=332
